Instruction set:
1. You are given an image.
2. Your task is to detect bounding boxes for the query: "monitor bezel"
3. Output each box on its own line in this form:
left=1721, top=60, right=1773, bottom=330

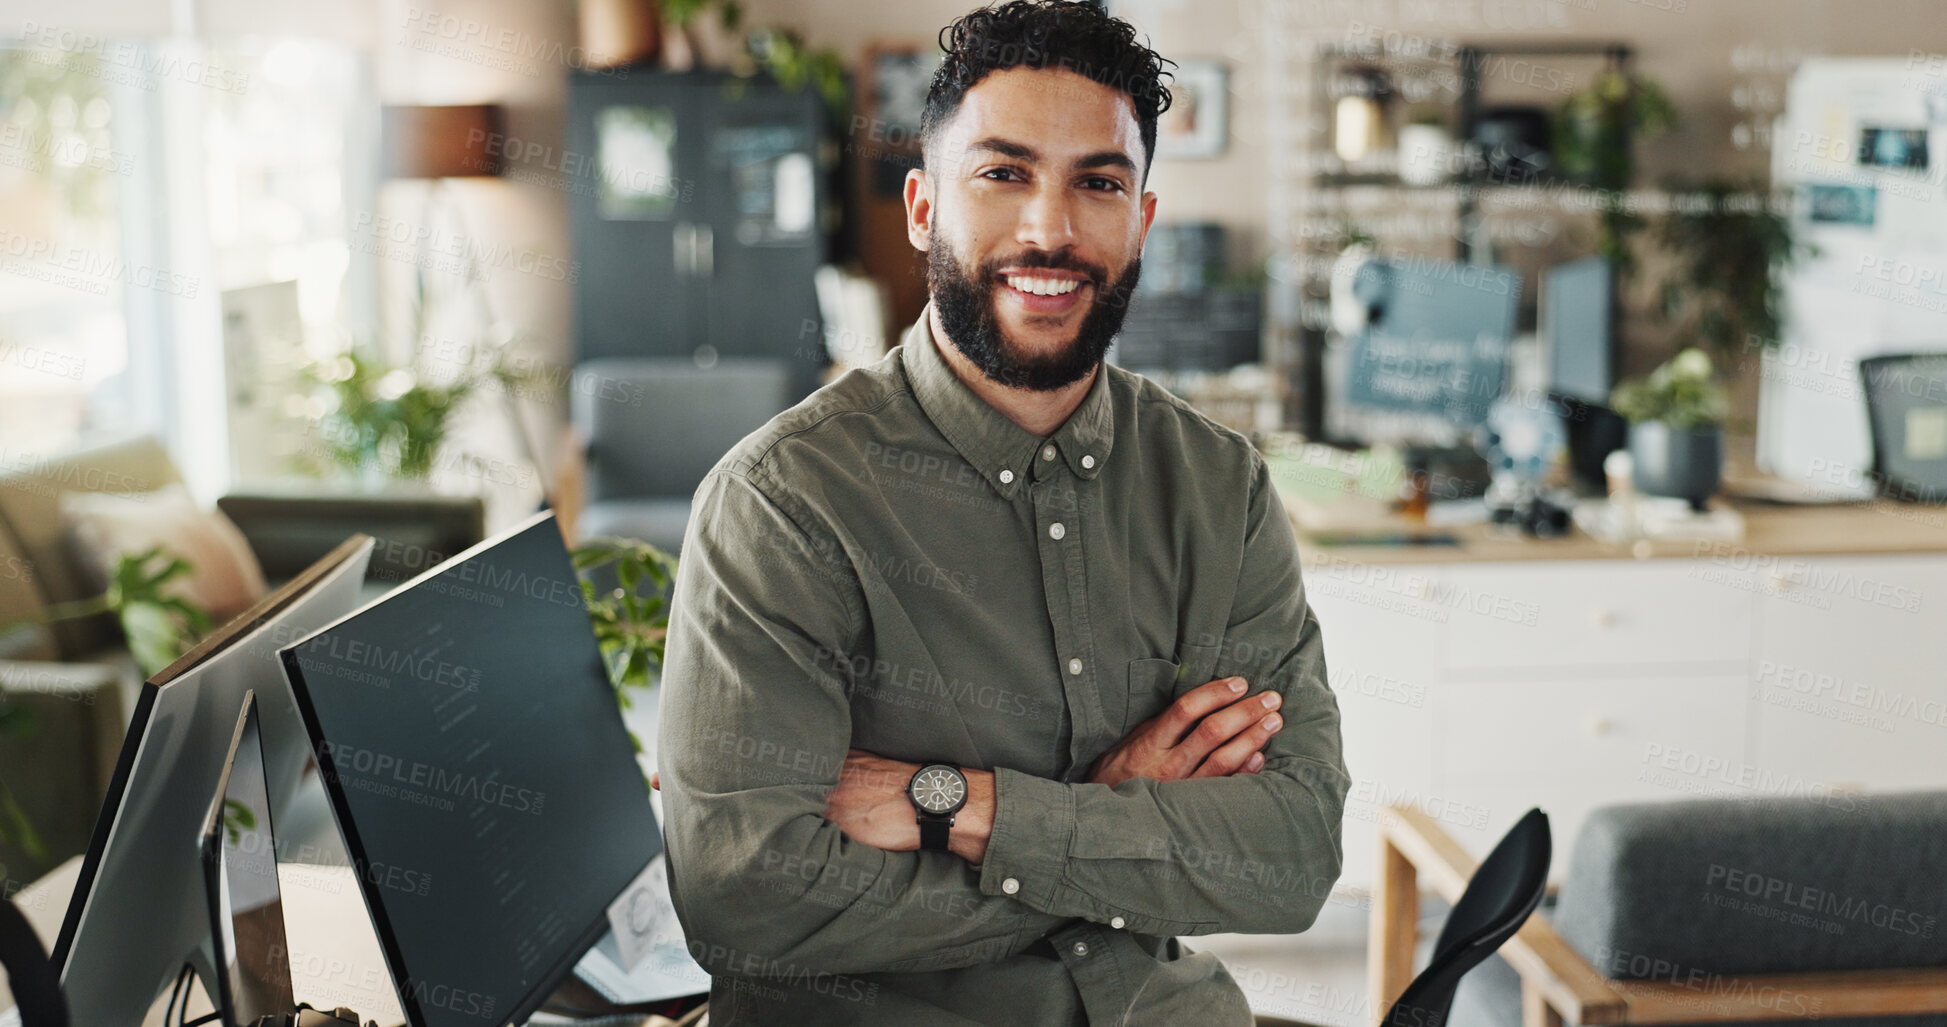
left=51, top=533, right=377, bottom=973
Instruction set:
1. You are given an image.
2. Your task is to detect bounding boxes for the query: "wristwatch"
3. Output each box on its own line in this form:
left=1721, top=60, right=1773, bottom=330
left=907, top=763, right=968, bottom=851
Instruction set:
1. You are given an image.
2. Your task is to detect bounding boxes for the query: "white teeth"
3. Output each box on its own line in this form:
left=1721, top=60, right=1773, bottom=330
left=1005, top=275, right=1082, bottom=296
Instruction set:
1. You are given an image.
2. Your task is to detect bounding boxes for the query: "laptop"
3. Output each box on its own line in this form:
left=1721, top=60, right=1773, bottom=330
left=199, top=691, right=379, bottom=1027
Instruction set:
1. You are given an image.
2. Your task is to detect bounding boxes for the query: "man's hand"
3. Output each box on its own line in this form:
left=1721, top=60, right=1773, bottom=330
left=1086, top=677, right=1283, bottom=787
left=824, top=750, right=995, bottom=864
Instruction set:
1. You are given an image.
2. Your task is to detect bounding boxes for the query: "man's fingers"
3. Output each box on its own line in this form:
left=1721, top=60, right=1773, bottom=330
left=1158, top=677, right=1252, bottom=746
left=1176, top=688, right=1282, bottom=767
left=1190, top=707, right=1283, bottom=778
left=650, top=771, right=661, bottom=791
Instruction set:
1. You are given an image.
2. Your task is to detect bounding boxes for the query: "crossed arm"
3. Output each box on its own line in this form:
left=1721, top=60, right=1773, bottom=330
left=657, top=460, right=1348, bottom=977
left=816, top=675, right=1292, bottom=864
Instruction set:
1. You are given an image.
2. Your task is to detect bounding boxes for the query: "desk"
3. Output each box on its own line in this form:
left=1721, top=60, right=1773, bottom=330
left=1294, top=498, right=1947, bottom=566
left=1289, top=498, right=1947, bottom=894
left=2, top=856, right=406, bottom=1026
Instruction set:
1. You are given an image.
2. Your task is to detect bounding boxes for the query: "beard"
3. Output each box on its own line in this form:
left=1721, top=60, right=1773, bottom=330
left=927, top=235, right=1142, bottom=392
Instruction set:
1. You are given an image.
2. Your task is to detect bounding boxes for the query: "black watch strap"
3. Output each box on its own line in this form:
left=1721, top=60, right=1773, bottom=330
left=918, top=814, right=952, bottom=851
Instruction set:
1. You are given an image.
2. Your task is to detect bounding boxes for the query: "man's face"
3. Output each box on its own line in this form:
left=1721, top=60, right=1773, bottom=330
left=908, top=66, right=1158, bottom=391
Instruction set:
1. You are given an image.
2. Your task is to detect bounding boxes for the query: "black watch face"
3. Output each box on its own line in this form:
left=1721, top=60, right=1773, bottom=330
left=911, top=766, right=966, bottom=814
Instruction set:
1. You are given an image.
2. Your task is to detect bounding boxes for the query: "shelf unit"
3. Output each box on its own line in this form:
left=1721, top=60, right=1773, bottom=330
left=1277, top=38, right=1633, bottom=441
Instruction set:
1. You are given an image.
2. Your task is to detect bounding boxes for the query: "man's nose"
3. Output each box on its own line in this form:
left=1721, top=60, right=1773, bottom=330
left=1015, top=182, right=1079, bottom=251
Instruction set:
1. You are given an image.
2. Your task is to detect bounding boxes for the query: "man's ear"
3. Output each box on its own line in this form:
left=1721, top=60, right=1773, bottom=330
left=1137, top=189, right=1158, bottom=253
left=904, top=168, right=932, bottom=252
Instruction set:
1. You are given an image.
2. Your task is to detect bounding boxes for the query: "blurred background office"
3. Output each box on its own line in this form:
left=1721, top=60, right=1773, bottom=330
left=5, top=1, right=1947, bottom=1025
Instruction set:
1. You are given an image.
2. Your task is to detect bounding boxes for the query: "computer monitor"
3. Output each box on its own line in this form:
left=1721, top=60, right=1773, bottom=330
left=1339, top=254, right=1522, bottom=441
left=200, top=690, right=298, bottom=1027
left=54, top=536, right=377, bottom=1027
left=1543, top=257, right=1629, bottom=491
left=1543, top=256, right=1615, bottom=404
left=280, top=511, right=659, bottom=1027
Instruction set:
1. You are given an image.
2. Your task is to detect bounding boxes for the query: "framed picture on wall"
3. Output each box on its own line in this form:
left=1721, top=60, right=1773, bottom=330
left=1156, top=59, right=1228, bottom=160
left=869, top=46, right=944, bottom=142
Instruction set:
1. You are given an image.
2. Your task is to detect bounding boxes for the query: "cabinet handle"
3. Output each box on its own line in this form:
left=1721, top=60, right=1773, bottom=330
left=1586, top=716, right=1612, bottom=737
left=1592, top=609, right=1617, bottom=629
left=694, top=223, right=713, bottom=277
left=673, top=223, right=694, bottom=275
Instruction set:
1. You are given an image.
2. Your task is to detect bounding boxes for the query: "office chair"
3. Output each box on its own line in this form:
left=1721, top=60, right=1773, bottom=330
left=0, top=897, right=68, bottom=1027
left=1859, top=352, right=1947, bottom=503
left=1381, top=807, right=1551, bottom=1027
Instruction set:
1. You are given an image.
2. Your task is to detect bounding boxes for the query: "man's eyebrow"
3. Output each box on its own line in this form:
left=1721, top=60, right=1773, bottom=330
left=965, top=136, right=1139, bottom=176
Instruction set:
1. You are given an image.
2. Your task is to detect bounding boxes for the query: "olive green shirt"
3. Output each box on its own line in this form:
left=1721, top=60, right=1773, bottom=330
left=658, top=306, right=1350, bottom=1026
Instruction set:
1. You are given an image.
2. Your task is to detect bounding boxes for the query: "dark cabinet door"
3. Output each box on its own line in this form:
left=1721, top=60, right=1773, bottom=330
left=570, top=70, right=830, bottom=388
left=568, top=72, right=705, bottom=361
left=694, top=83, right=828, bottom=382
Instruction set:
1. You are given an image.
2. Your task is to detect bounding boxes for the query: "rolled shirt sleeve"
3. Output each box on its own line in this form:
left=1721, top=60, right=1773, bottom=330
left=975, top=453, right=1351, bottom=935
left=659, top=466, right=1071, bottom=978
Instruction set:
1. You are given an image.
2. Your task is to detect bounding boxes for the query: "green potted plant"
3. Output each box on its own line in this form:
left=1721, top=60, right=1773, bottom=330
left=1554, top=64, right=1678, bottom=274
left=296, top=348, right=531, bottom=485
left=1611, top=347, right=1729, bottom=511
left=0, top=547, right=215, bottom=677
left=573, top=536, right=679, bottom=768
left=1654, top=178, right=1801, bottom=361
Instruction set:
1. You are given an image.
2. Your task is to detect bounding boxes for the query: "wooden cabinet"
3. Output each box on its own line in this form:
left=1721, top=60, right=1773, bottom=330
left=1314, top=549, right=1947, bottom=892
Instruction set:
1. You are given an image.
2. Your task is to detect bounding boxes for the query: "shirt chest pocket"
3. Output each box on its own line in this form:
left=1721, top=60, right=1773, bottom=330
left=1119, top=643, right=1223, bottom=736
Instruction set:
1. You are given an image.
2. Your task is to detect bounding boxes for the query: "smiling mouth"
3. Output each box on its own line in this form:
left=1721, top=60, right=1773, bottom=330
left=998, top=272, right=1089, bottom=297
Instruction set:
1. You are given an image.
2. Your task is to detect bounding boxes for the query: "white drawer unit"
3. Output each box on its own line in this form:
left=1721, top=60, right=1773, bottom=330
left=1750, top=554, right=1947, bottom=792
left=1308, top=548, right=1947, bottom=892
left=1307, top=579, right=1443, bottom=892
left=1443, top=561, right=1755, bottom=676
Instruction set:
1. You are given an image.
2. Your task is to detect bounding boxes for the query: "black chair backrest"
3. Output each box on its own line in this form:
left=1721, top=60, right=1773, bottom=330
left=1859, top=353, right=1947, bottom=503
left=1382, top=807, right=1551, bottom=1027
left=0, top=897, right=68, bottom=1027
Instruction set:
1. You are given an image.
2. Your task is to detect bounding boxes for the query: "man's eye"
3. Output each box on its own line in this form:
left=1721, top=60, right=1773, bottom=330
left=982, top=168, right=1022, bottom=182
left=1084, top=177, right=1124, bottom=192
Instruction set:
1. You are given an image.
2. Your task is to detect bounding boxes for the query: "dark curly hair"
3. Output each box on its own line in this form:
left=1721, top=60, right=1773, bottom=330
left=921, top=1, right=1175, bottom=184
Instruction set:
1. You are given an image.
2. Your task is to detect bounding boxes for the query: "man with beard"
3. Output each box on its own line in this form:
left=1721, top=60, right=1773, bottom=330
left=657, top=3, right=1348, bottom=1024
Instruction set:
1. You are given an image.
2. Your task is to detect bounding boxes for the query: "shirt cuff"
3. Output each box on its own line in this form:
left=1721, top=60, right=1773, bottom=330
left=977, top=766, right=1075, bottom=909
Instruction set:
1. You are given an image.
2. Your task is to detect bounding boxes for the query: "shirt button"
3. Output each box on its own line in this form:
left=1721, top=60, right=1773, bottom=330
left=1002, top=878, right=1020, bottom=895
left=1110, top=916, right=1125, bottom=929
left=1073, top=942, right=1089, bottom=956
left=1041, top=444, right=1056, bottom=461
left=1049, top=522, right=1065, bottom=540
left=1067, top=658, right=1082, bottom=675
left=1082, top=454, right=1096, bottom=469
left=999, top=469, right=1014, bottom=484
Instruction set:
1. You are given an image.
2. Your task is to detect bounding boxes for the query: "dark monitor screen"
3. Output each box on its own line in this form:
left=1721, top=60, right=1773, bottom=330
left=280, top=512, right=660, bottom=1027
left=201, top=690, right=297, bottom=1027
left=1544, top=256, right=1615, bottom=404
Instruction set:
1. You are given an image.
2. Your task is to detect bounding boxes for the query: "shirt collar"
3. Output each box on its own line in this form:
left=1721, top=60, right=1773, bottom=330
left=900, top=302, right=1115, bottom=499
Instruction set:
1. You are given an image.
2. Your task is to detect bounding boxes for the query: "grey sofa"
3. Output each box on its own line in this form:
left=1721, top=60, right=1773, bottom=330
left=1444, top=792, right=1947, bottom=1026
left=569, top=357, right=797, bottom=554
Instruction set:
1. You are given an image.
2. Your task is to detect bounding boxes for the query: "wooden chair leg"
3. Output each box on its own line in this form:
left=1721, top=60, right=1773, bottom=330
left=1523, top=978, right=1564, bottom=1027
left=1369, top=831, right=1418, bottom=1026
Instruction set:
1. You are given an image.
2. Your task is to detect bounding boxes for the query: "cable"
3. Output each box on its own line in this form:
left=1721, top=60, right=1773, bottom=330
left=165, top=963, right=192, bottom=1027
